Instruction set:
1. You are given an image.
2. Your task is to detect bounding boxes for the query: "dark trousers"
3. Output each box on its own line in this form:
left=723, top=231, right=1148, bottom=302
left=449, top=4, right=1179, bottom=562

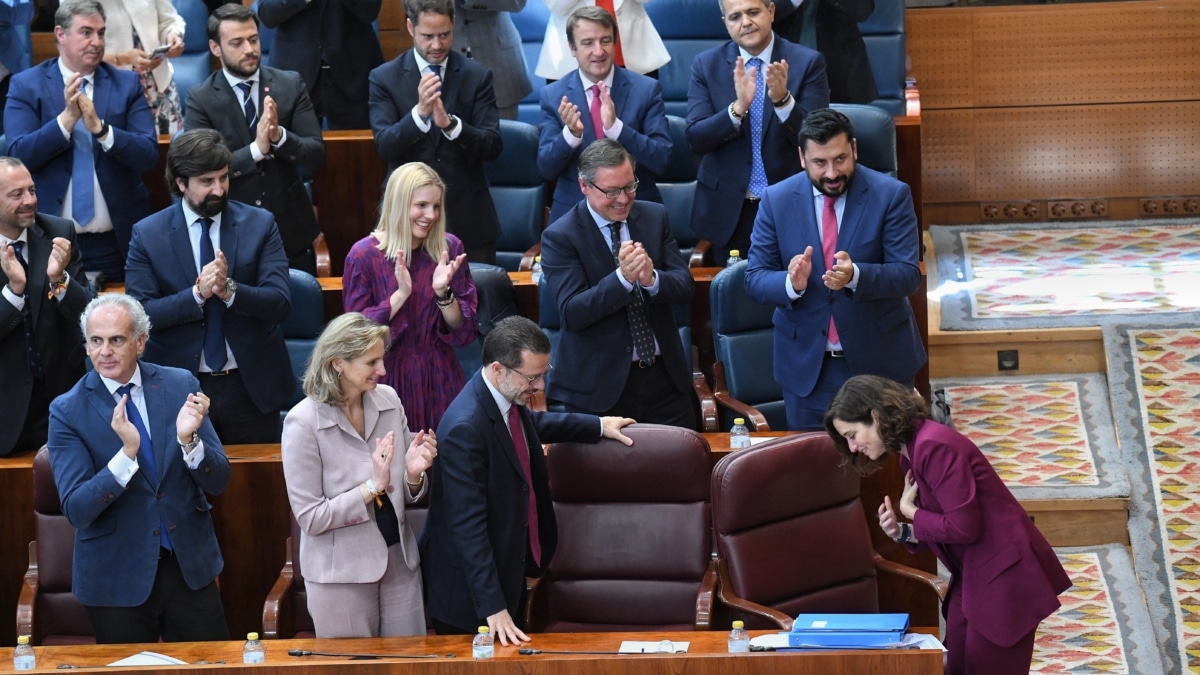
left=85, top=552, right=229, bottom=644
left=943, top=581, right=1037, bottom=675
left=198, top=369, right=281, bottom=443
left=311, top=66, right=370, bottom=130
left=430, top=587, right=529, bottom=635
left=714, top=199, right=759, bottom=265
left=6, top=378, right=48, bottom=457
left=288, top=246, right=318, bottom=276
left=77, top=231, right=124, bottom=281
left=463, top=241, right=497, bottom=266
left=566, top=360, right=696, bottom=429
left=784, top=353, right=914, bottom=431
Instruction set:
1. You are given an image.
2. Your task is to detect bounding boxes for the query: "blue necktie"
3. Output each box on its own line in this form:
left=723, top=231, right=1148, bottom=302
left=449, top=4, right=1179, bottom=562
left=747, top=57, right=768, bottom=198
left=430, top=64, right=442, bottom=81
left=71, top=80, right=95, bottom=226
left=116, top=383, right=172, bottom=551
left=236, top=81, right=256, bottom=129
left=10, top=241, right=45, bottom=378
left=198, top=218, right=227, bottom=370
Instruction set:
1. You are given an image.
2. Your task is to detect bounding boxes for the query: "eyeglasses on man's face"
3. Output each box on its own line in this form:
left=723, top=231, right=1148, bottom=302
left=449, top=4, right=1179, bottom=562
left=588, top=179, right=639, bottom=200
left=507, top=363, right=553, bottom=384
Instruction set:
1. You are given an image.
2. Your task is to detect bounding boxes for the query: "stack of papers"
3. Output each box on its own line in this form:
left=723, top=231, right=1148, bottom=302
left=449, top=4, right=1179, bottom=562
left=749, top=631, right=946, bottom=651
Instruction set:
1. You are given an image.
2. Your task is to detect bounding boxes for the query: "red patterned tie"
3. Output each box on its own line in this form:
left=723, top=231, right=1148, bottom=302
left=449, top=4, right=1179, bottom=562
left=589, top=84, right=605, bottom=142
left=508, top=404, right=541, bottom=567
left=594, top=0, right=624, bottom=66
left=822, top=195, right=841, bottom=346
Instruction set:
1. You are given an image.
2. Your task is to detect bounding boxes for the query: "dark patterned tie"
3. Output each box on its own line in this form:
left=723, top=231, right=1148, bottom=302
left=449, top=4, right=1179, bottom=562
left=607, top=223, right=657, bottom=366
left=236, top=81, right=256, bottom=129
left=198, top=218, right=227, bottom=370
left=11, top=241, right=45, bottom=379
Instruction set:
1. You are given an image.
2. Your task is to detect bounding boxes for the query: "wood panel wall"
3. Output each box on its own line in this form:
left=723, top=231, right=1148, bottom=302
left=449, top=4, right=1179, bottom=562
left=907, top=0, right=1200, bottom=225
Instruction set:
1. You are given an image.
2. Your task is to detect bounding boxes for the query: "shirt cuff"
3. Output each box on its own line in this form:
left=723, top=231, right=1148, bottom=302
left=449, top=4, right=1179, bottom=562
left=773, top=95, right=796, bottom=121
left=412, top=107, right=432, bottom=132
left=182, top=440, right=205, bottom=469
left=562, top=124, right=583, bottom=148
left=644, top=270, right=660, bottom=295
left=605, top=118, right=624, bottom=140
left=58, top=117, right=71, bottom=141
left=615, top=269, right=634, bottom=292
left=785, top=275, right=805, bottom=301
left=443, top=116, right=463, bottom=140
left=250, top=141, right=266, bottom=163
left=3, top=284, right=25, bottom=310
left=223, top=291, right=236, bottom=307
left=272, top=127, right=289, bottom=148
left=847, top=263, right=860, bottom=290
left=99, top=127, right=115, bottom=151
left=108, top=449, right=139, bottom=488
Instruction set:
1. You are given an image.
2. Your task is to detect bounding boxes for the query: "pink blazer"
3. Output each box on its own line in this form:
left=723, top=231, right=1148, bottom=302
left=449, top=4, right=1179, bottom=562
left=905, top=419, right=1071, bottom=647
left=282, top=385, right=427, bottom=584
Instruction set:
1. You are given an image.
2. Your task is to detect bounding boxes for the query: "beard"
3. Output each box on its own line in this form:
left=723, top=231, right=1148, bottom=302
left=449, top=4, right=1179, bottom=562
left=189, top=193, right=228, bottom=218
left=813, top=165, right=857, bottom=198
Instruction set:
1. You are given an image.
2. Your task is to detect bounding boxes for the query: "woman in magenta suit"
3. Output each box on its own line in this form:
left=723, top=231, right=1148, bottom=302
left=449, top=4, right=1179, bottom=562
left=343, top=162, right=479, bottom=432
left=824, top=375, right=1071, bottom=675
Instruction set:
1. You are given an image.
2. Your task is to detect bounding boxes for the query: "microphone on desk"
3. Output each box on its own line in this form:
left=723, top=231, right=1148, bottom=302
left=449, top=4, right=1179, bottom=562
left=287, top=649, right=453, bottom=659
left=518, top=648, right=623, bottom=655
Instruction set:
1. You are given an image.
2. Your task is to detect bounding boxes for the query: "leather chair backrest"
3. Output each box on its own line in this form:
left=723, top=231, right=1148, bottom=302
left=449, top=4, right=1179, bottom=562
left=708, top=261, right=785, bottom=430
left=859, top=0, right=907, bottom=116
left=281, top=269, right=325, bottom=411
left=543, top=425, right=712, bottom=631
left=171, top=0, right=215, bottom=115
left=831, top=103, right=897, bottom=177
left=660, top=115, right=700, bottom=251
left=32, top=448, right=95, bottom=645
left=710, top=432, right=880, bottom=627
left=485, top=120, right=546, bottom=271
left=456, top=263, right=519, bottom=377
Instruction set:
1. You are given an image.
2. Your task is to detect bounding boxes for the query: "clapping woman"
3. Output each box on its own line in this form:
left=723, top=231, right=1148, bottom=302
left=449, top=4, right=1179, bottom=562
left=99, top=0, right=186, bottom=133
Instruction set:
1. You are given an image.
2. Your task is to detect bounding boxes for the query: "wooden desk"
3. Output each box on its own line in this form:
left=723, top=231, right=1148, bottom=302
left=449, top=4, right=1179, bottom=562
left=29, top=631, right=942, bottom=674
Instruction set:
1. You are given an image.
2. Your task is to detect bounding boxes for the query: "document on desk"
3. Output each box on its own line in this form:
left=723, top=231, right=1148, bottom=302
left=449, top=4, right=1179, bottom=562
left=749, top=632, right=946, bottom=651
left=619, top=641, right=691, bottom=653
left=107, top=651, right=189, bottom=666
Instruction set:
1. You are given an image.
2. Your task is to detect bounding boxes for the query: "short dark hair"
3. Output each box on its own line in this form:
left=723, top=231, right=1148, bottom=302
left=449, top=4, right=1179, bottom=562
left=822, top=375, right=929, bottom=476
left=577, top=139, right=636, bottom=184
left=481, top=316, right=550, bottom=369
left=566, top=6, right=618, bottom=49
left=799, top=108, right=856, bottom=155
left=55, top=0, right=104, bottom=32
left=208, top=3, right=258, bottom=43
left=404, top=0, right=454, bottom=23
left=165, top=129, right=233, bottom=197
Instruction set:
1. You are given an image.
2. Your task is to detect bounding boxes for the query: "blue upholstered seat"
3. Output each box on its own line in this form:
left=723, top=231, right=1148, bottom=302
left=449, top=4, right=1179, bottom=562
left=484, top=119, right=545, bottom=272
left=455, top=263, right=520, bottom=377
left=709, top=260, right=784, bottom=431
left=831, top=103, right=897, bottom=177
left=280, top=269, right=325, bottom=418
left=171, top=0, right=214, bottom=116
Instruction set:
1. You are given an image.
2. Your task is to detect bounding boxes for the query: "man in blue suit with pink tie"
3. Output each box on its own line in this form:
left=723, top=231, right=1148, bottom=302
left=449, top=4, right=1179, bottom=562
left=746, top=108, right=925, bottom=430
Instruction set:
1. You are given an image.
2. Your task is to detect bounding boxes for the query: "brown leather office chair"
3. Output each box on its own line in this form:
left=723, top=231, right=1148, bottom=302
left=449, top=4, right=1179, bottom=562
left=525, top=424, right=717, bottom=632
left=710, top=432, right=945, bottom=630
left=17, top=447, right=95, bottom=645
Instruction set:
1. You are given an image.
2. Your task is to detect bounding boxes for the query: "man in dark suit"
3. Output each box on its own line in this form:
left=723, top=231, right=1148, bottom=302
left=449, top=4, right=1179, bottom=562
left=47, top=293, right=229, bottom=643
left=257, top=0, right=382, bottom=130
left=0, top=157, right=92, bottom=456
left=125, top=129, right=294, bottom=444
left=746, top=108, right=925, bottom=430
left=537, top=6, right=671, bottom=224
left=686, top=0, right=829, bottom=263
left=421, top=316, right=634, bottom=645
left=453, top=0, right=531, bottom=120
left=541, top=139, right=694, bottom=427
left=3, top=0, right=159, bottom=284
left=369, top=0, right=503, bottom=264
left=773, top=0, right=877, bottom=104
left=185, top=4, right=326, bottom=274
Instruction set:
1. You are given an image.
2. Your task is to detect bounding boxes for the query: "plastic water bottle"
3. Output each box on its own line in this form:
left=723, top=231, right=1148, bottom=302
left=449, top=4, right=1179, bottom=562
left=530, top=256, right=543, bottom=284
left=243, top=632, right=265, bottom=664
left=726, top=249, right=743, bottom=268
left=13, top=635, right=34, bottom=671
left=728, top=620, right=750, bottom=653
left=472, top=626, right=494, bottom=659
left=730, top=418, right=751, bottom=450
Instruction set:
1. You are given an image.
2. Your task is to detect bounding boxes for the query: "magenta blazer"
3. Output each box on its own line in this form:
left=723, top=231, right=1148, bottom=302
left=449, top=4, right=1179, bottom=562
left=904, top=419, right=1071, bottom=647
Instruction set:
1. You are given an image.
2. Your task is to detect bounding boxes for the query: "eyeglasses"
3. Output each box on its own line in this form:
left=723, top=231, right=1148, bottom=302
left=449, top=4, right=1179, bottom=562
left=507, top=363, right=553, bottom=384
left=588, top=180, right=639, bottom=200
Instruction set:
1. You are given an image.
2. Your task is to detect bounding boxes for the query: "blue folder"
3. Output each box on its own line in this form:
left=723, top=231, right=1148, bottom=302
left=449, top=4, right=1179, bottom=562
left=788, top=613, right=910, bottom=648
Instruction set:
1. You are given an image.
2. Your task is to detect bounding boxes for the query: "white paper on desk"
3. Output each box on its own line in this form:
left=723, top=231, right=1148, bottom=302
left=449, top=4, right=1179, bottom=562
left=749, top=437, right=775, bottom=446
left=749, top=633, right=947, bottom=652
left=107, top=651, right=189, bottom=666
left=900, top=632, right=947, bottom=652
left=619, top=641, right=690, bottom=653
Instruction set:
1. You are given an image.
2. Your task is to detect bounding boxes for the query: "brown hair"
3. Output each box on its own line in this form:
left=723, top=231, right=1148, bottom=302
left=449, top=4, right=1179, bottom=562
left=822, top=375, right=928, bottom=476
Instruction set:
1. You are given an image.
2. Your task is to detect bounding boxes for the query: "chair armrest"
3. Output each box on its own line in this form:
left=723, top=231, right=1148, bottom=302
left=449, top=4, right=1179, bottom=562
left=523, top=575, right=546, bottom=632
left=689, top=240, right=713, bottom=268
left=712, top=361, right=771, bottom=431
left=691, top=346, right=718, bottom=433
left=873, top=552, right=947, bottom=601
left=715, top=558, right=793, bottom=630
left=313, top=233, right=331, bottom=278
left=261, top=537, right=295, bottom=640
left=519, top=242, right=542, bottom=272
left=17, top=541, right=37, bottom=641
left=693, top=557, right=718, bottom=631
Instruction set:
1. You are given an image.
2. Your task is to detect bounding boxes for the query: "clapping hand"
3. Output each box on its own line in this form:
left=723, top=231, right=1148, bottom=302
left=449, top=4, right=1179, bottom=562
left=557, top=96, right=584, bottom=138
left=899, top=470, right=920, bottom=519
left=405, top=430, right=437, bottom=484
left=175, top=392, right=210, bottom=444
left=431, top=250, right=467, bottom=299
left=877, top=495, right=901, bottom=540
left=112, top=394, right=142, bottom=459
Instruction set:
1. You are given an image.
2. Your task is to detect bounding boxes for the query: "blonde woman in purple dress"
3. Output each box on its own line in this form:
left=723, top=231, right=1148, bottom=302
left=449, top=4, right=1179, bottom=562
left=343, top=162, right=479, bottom=432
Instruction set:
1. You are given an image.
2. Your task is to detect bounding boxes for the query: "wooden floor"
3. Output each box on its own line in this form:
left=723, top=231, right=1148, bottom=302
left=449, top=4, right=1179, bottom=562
left=924, top=229, right=1129, bottom=548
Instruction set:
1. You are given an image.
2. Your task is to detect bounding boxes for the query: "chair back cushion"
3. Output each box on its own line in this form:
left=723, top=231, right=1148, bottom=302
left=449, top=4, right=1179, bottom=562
left=32, top=448, right=95, bottom=644
left=831, top=103, right=897, bottom=177
left=456, top=263, right=519, bottom=376
left=709, top=261, right=785, bottom=429
left=282, top=269, right=325, bottom=410
left=711, top=433, right=880, bottom=627
left=646, top=0, right=728, bottom=118
left=486, top=120, right=545, bottom=271
left=661, top=115, right=699, bottom=250
left=859, top=0, right=906, bottom=115
left=544, top=425, right=712, bottom=631
left=171, top=0, right=215, bottom=114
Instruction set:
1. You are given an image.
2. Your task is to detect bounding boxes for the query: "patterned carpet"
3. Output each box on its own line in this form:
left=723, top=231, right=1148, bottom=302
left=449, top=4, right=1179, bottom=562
left=931, top=220, right=1200, bottom=330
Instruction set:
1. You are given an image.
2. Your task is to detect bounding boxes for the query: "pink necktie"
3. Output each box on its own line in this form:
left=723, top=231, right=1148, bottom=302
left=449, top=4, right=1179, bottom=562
left=508, top=405, right=541, bottom=567
left=822, top=195, right=841, bottom=346
left=589, top=84, right=605, bottom=142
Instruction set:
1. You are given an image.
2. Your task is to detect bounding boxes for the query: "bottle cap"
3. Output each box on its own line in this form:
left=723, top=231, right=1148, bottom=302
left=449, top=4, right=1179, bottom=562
left=729, top=250, right=740, bottom=257
left=732, top=620, right=745, bottom=629
left=534, top=256, right=541, bottom=262
left=478, top=626, right=490, bottom=634
left=734, top=418, right=745, bottom=425
left=17, top=635, right=30, bottom=644
left=247, top=632, right=259, bottom=640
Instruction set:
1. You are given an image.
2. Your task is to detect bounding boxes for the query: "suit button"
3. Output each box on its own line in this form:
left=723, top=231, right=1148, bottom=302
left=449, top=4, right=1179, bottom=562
left=152, top=529, right=160, bottom=536
left=255, top=200, right=262, bottom=206
left=521, top=484, right=528, bottom=492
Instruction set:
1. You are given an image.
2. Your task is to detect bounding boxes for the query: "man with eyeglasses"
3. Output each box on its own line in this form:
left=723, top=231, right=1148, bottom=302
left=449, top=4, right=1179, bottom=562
left=421, top=315, right=635, bottom=645
left=540, top=139, right=695, bottom=428
left=537, top=6, right=671, bottom=224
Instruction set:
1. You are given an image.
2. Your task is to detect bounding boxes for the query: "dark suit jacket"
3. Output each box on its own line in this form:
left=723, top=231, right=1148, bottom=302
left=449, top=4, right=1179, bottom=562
left=3, top=60, right=159, bottom=254
left=537, top=68, right=672, bottom=223
left=368, top=50, right=503, bottom=249
left=184, top=67, right=326, bottom=258
left=745, top=166, right=925, bottom=398
left=540, top=200, right=693, bottom=412
left=0, top=214, right=92, bottom=456
left=685, top=37, right=829, bottom=248
left=47, top=361, right=229, bottom=607
left=905, top=419, right=1071, bottom=648
left=421, top=371, right=600, bottom=629
left=773, top=0, right=878, bottom=104
left=257, top=0, right=383, bottom=105
left=124, top=201, right=295, bottom=414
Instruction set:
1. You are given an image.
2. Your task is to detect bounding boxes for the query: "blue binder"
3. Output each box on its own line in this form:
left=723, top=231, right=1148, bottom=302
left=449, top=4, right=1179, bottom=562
left=788, top=613, right=910, bottom=648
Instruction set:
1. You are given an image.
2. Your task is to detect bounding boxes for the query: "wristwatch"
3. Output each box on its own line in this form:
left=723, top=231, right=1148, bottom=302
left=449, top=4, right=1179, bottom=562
left=224, top=278, right=238, bottom=297
left=893, top=522, right=913, bottom=544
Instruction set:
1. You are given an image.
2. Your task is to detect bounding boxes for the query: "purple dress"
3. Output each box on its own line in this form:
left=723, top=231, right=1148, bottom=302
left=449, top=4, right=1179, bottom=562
left=343, top=234, right=479, bottom=432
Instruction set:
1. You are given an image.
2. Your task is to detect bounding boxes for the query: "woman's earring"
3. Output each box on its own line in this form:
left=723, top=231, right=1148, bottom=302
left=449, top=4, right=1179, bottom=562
left=336, top=370, right=342, bottom=379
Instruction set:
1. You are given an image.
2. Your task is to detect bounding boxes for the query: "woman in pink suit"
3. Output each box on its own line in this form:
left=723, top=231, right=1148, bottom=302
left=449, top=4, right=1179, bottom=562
left=824, top=375, right=1071, bottom=675
left=282, top=313, right=438, bottom=637
left=343, top=162, right=479, bottom=433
